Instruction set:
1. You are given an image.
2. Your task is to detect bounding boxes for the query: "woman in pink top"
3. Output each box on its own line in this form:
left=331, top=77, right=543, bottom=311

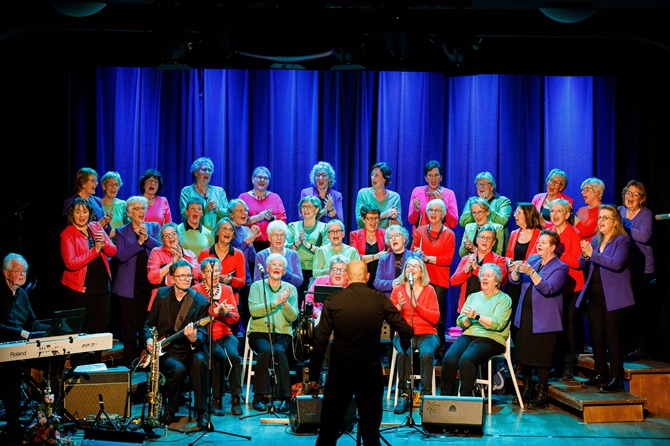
left=239, top=166, right=287, bottom=253
left=140, top=169, right=172, bottom=226
left=532, top=168, right=574, bottom=227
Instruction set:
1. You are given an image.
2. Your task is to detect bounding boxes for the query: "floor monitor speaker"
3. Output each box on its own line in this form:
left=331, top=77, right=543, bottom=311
left=420, top=396, right=484, bottom=434
left=289, top=395, right=356, bottom=433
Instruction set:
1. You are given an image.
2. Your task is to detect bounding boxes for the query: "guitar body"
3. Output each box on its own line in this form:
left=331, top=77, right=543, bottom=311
left=138, top=316, right=212, bottom=368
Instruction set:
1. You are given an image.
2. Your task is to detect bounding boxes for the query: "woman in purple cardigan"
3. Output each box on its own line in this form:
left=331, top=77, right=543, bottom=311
left=509, top=229, right=568, bottom=409
left=111, top=196, right=161, bottom=366
left=618, top=180, right=654, bottom=360
left=577, top=205, right=634, bottom=393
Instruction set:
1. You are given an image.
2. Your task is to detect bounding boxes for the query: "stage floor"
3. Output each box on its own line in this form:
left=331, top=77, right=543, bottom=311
left=17, top=391, right=669, bottom=446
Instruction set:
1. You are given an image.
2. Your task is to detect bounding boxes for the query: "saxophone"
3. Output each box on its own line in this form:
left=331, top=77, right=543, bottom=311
left=146, top=326, right=165, bottom=426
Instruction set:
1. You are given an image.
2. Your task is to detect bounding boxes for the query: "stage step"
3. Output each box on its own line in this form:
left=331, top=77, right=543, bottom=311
left=577, top=354, right=670, bottom=414
left=548, top=379, right=646, bottom=423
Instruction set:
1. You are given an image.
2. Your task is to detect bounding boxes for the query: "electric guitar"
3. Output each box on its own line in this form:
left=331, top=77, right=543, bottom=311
left=138, top=316, right=213, bottom=368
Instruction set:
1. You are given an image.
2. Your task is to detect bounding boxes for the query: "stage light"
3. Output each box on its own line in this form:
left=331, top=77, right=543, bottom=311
left=540, top=7, right=597, bottom=24
left=49, top=0, right=106, bottom=17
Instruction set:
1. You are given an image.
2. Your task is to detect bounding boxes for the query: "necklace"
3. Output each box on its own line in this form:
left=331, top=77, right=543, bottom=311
left=195, top=183, right=209, bottom=200
left=251, top=190, right=268, bottom=201
left=268, top=281, right=282, bottom=293
left=427, top=225, right=444, bottom=243
left=203, top=283, right=221, bottom=300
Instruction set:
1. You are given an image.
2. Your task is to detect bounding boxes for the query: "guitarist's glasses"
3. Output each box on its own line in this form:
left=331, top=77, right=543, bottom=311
left=174, top=274, right=193, bottom=280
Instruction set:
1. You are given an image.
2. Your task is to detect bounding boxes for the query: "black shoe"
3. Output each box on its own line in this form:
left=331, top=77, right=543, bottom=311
left=252, top=398, right=267, bottom=412
left=624, top=349, right=645, bottom=362
left=561, top=369, right=575, bottom=382
left=277, top=399, right=290, bottom=413
left=213, top=398, right=226, bottom=416
left=160, top=410, right=175, bottom=426
left=393, top=394, right=410, bottom=414
left=231, top=396, right=243, bottom=416
left=196, top=411, right=209, bottom=430
left=526, top=383, right=549, bottom=410
left=582, top=374, right=609, bottom=387
left=599, top=377, right=624, bottom=393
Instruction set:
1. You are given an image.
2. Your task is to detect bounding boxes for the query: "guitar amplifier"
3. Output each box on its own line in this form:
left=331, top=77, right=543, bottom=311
left=64, top=366, right=130, bottom=419
left=289, top=395, right=356, bottom=433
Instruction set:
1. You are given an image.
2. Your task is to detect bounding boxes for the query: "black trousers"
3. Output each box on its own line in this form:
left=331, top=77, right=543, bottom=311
left=316, top=359, right=384, bottom=446
left=118, top=292, right=149, bottom=367
left=585, top=291, right=625, bottom=378
left=160, top=349, right=209, bottom=415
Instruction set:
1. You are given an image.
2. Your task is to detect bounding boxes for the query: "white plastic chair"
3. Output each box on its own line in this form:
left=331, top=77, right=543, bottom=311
left=240, top=323, right=256, bottom=405
left=474, top=336, right=524, bottom=413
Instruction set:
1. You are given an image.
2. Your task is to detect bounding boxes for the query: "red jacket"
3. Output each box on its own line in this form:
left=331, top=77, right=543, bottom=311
left=349, top=228, right=387, bottom=256
left=450, top=251, right=508, bottom=313
left=60, top=221, right=117, bottom=293
left=192, top=282, right=239, bottom=340
left=505, top=228, right=540, bottom=261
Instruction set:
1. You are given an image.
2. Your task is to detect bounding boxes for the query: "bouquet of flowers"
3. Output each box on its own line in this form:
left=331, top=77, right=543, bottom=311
left=23, top=380, right=75, bottom=445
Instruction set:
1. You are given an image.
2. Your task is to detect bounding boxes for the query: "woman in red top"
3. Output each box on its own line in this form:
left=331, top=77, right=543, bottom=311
left=546, top=198, right=585, bottom=381
left=192, top=257, right=242, bottom=416
left=61, top=197, right=117, bottom=359
left=410, top=198, right=455, bottom=360
left=198, top=217, right=246, bottom=305
left=451, top=224, right=508, bottom=313
left=389, top=257, right=440, bottom=413
left=349, top=203, right=387, bottom=288
left=574, top=177, right=604, bottom=243
left=505, top=202, right=542, bottom=339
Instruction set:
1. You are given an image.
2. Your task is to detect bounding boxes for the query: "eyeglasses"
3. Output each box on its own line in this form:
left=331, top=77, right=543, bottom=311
left=426, top=174, right=441, bottom=180
left=254, top=175, right=269, bottom=181
left=219, top=227, right=235, bottom=233
left=427, top=208, right=443, bottom=214
left=203, top=269, right=221, bottom=275
left=269, top=233, right=286, bottom=239
left=198, top=167, right=212, bottom=173
left=405, top=264, right=420, bottom=270
left=267, top=263, right=284, bottom=269
left=548, top=179, right=564, bottom=187
left=173, top=274, right=193, bottom=280
left=475, top=182, right=491, bottom=188
left=364, top=216, right=379, bottom=222
left=388, top=233, right=403, bottom=240
left=301, top=204, right=316, bottom=210
left=145, top=179, right=159, bottom=185
left=549, top=209, right=566, bottom=214
left=328, top=229, right=343, bottom=235
left=8, top=269, right=28, bottom=275
left=471, top=210, right=486, bottom=216
left=624, top=190, right=642, bottom=198
left=477, top=235, right=495, bottom=242
left=161, top=232, right=178, bottom=239
left=331, top=268, right=346, bottom=274
left=597, top=215, right=612, bottom=222
left=105, top=183, right=120, bottom=188
left=315, top=173, right=329, bottom=179
left=131, top=206, right=146, bottom=212
left=582, top=187, right=594, bottom=192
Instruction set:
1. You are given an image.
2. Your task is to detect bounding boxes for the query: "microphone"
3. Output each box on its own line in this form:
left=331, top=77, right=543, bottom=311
left=655, top=214, right=670, bottom=221
left=257, top=264, right=265, bottom=276
left=408, top=272, right=414, bottom=287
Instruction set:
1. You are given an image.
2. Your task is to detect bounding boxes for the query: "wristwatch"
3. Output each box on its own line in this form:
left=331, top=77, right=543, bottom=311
left=475, top=314, right=481, bottom=321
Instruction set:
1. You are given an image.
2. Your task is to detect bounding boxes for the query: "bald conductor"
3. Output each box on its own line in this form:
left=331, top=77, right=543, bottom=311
left=309, top=260, right=413, bottom=446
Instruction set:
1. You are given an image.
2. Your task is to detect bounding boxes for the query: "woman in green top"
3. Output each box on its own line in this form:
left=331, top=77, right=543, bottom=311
left=247, top=253, right=299, bottom=412
left=286, top=195, right=329, bottom=307
left=439, top=263, right=512, bottom=396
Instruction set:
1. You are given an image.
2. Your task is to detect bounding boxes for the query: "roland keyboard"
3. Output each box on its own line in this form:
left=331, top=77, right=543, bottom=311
left=0, top=332, right=113, bottom=362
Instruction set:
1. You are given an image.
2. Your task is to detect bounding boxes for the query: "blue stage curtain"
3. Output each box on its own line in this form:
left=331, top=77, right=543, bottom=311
left=75, top=67, right=616, bottom=327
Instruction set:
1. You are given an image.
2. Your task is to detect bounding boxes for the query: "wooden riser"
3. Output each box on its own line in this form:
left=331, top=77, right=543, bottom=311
left=548, top=380, right=646, bottom=423
left=578, top=355, right=670, bottom=413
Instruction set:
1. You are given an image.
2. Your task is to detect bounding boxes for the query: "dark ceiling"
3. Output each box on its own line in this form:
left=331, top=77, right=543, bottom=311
left=2, top=1, right=670, bottom=75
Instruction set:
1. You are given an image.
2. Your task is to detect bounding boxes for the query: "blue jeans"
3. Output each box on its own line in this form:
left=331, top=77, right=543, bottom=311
left=392, top=333, right=439, bottom=395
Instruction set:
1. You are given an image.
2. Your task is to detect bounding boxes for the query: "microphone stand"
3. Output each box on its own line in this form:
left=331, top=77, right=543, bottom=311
left=395, top=275, right=429, bottom=437
left=190, top=260, right=251, bottom=445
left=240, top=267, right=283, bottom=420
